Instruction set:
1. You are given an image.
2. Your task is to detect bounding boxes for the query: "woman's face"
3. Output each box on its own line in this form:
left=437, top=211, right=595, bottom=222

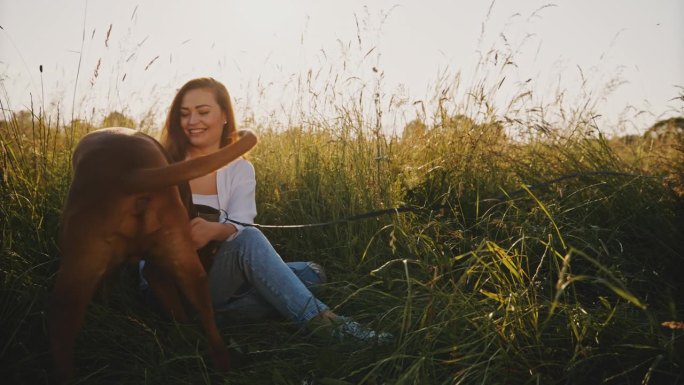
left=179, top=88, right=227, bottom=151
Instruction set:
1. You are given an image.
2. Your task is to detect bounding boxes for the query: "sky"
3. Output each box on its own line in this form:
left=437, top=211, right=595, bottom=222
left=1, top=0, right=682, bottom=135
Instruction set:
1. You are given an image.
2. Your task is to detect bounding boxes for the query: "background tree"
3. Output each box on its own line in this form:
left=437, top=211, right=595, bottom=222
left=102, top=111, right=136, bottom=128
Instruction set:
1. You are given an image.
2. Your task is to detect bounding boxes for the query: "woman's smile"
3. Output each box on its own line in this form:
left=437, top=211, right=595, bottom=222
left=187, top=127, right=208, bottom=135
left=180, top=88, right=227, bottom=153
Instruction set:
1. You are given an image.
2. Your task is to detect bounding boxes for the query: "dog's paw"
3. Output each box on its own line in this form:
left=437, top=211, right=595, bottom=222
left=211, top=348, right=232, bottom=372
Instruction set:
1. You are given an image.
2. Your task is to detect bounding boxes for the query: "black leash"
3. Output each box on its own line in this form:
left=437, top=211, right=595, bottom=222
left=222, top=170, right=662, bottom=229
left=223, top=205, right=424, bottom=229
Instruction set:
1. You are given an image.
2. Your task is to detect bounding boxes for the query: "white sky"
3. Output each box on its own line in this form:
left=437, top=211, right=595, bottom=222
left=1, top=0, right=682, bottom=135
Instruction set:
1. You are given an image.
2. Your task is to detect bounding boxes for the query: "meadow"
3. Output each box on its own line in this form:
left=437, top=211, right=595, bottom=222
left=1, top=57, right=683, bottom=384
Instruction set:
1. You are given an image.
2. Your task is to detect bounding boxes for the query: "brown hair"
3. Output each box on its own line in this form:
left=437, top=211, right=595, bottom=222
left=160, top=77, right=238, bottom=162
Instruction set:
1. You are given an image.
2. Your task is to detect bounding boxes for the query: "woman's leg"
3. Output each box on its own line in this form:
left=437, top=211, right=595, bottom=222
left=286, top=261, right=327, bottom=294
left=212, top=261, right=326, bottom=323
left=208, top=227, right=329, bottom=326
left=208, top=228, right=393, bottom=344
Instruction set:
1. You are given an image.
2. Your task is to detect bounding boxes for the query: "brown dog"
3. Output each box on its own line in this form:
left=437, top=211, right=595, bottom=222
left=48, top=126, right=257, bottom=383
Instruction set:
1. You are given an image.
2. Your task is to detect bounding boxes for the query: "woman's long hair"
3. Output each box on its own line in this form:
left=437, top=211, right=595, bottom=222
left=160, top=77, right=238, bottom=162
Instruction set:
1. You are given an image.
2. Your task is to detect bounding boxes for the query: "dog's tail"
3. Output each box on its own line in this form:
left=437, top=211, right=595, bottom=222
left=124, top=130, right=257, bottom=193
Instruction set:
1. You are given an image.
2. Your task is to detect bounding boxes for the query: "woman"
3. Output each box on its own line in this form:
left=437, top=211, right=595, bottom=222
left=143, top=77, right=390, bottom=343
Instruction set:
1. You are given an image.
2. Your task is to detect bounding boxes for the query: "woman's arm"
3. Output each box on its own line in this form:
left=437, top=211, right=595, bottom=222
left=188, top=160, right=256, bottom=248
left=219, top=160, right=257, bottom=230
left=188, top=217, right=236, bottom=249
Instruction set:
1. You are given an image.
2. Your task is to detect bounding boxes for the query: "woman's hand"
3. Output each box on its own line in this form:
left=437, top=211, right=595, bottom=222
left=189, top=217, right=237, bottom=249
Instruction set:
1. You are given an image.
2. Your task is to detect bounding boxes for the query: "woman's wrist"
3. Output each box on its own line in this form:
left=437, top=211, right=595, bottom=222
left=214, top=222, right=237, bottom=240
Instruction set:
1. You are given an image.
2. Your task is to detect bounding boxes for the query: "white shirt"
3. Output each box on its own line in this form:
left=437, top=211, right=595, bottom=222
left=214, top=158, right=257, bottom=239
left=139, top=158, right=257, bottom=289
left=192, top=193, right=220, bottom=209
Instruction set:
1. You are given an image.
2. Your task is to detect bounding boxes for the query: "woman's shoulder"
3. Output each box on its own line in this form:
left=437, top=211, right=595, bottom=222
left=219, top=158, right=255, bottom=176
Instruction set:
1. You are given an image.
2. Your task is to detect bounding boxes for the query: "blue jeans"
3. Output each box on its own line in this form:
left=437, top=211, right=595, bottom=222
left=208, top=227, right=329, bottom=326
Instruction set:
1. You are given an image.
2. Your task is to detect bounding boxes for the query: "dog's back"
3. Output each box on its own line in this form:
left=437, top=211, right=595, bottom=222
left=67, top=127, right=166, bottom=198
left=61, top=128, right=175, bottom=258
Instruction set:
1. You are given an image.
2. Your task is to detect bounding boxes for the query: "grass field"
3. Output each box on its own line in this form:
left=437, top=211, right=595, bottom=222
left=1, top=70, right=683, bottom=384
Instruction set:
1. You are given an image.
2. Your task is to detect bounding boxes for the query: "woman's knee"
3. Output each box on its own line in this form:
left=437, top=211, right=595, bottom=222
left=221, top=227, right=267, bottom=255
left=231, top=226, right=281, bottom=265
left=238, top=226, right=262, bottom=237
left=235, top=226, right=269, bottom=245
left=238, top=227, right=275, bottom=251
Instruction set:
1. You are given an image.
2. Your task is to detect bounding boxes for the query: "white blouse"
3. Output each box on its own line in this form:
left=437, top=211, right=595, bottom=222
left=214, top=158, right=257, bottom=238
left=139, top=158, right=257, bottom=289
left=192, top=193, right=220, bottom=210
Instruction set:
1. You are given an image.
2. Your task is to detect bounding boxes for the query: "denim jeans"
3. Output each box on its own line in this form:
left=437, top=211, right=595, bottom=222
left=208, top=227, right=329, bottom=326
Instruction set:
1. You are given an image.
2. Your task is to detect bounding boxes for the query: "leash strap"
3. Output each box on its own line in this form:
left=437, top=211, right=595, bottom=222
left=222, top=171, right=662, bottom=229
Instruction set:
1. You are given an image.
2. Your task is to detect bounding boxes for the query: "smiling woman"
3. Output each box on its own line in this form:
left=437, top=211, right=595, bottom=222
left=141, top=76, right=394, bottom=345
left=162, top=78, right=238, bottom=165
left=180, top=89, right=230, bottom=156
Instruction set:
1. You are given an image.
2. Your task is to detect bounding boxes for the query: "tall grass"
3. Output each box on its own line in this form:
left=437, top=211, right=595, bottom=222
left=1, top=20, right=684, bottom=385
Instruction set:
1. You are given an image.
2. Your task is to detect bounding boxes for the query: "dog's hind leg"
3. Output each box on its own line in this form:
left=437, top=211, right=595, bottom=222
left=174, top=261, right=231, bottom=371
left=48, top=242, right=115, bottom=383
left=150, top=241, right=231, bottom=371
left=142, top=261, right=189, bottom=322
